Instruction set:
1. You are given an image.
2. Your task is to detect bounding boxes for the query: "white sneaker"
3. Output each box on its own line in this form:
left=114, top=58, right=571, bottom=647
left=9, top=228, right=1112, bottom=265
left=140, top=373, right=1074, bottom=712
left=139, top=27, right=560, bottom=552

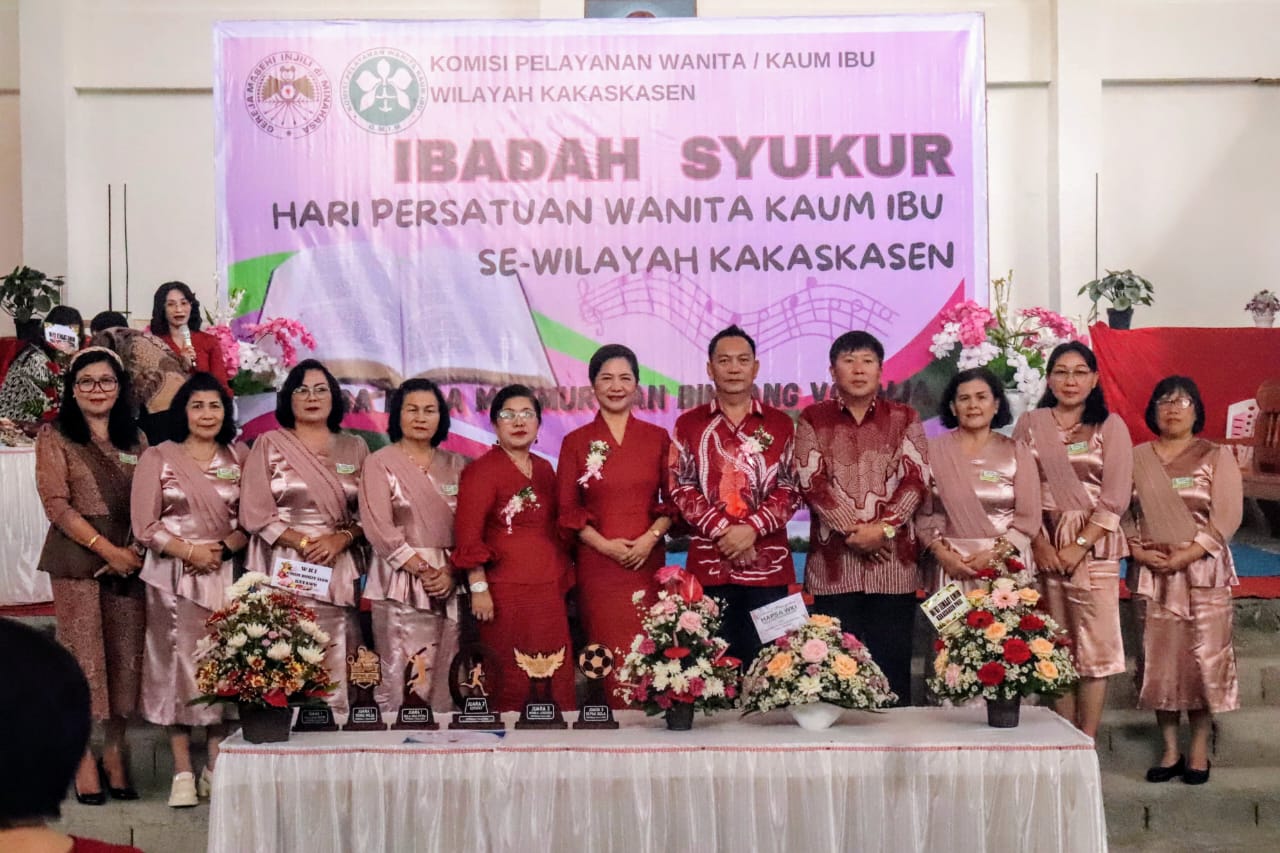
left=168, top=772, right=198, bottom=808
left=197, top=766, right=214, bottom=799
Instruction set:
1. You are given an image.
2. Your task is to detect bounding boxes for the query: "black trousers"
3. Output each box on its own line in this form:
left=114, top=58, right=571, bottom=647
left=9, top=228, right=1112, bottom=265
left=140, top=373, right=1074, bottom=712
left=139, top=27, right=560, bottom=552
left=811, top=592, right=917, bottom=706
left=703, top=584, right=790, bottom=671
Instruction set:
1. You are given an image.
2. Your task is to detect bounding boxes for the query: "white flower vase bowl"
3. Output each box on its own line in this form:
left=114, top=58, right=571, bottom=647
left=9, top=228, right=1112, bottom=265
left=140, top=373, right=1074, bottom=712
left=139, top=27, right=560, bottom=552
left=790, top=701, right=843, bottom=731
left=1254, top=311, right=1275, bottom=328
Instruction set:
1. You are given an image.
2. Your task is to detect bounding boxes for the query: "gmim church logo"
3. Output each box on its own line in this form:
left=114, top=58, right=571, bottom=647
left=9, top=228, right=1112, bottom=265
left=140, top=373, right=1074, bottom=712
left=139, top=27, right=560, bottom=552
left=244, top=52, right=332, bottom=138
left=341, top=47, right=427, bottom=134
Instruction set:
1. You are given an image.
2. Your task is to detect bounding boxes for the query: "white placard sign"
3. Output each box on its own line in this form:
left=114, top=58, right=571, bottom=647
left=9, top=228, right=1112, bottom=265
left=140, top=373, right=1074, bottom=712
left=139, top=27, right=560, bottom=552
left=750, top=593, right=810, bottom=644
left=271, top=556, right=332, bottom=599
left=921, top=582, right=972, bottom=632
left=43, top=323, right=79, bottom=352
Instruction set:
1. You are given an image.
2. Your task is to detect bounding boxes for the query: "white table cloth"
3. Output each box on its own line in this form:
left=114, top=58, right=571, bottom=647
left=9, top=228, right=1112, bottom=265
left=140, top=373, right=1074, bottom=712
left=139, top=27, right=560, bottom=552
left=208, top=706, right=1107, bottom=853
left=0, top=447, right=52, bottom=607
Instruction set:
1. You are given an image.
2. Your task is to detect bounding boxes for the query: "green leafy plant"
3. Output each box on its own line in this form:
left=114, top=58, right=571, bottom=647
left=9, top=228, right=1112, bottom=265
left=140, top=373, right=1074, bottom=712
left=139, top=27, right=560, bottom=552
left=0, top=265, right=63, bottom=322
left=1078, top=269, right=1154, bottom=323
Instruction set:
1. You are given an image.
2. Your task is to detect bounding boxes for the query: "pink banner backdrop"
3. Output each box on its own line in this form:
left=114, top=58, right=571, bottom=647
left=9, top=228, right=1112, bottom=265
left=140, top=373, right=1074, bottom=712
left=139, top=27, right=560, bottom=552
left=214, top=15, right=987, bottom=457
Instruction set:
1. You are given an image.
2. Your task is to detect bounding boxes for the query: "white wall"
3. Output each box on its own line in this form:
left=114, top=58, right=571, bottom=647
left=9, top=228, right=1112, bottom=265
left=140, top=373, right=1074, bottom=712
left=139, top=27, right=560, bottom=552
left=5, top=0, right=1279, bottom=330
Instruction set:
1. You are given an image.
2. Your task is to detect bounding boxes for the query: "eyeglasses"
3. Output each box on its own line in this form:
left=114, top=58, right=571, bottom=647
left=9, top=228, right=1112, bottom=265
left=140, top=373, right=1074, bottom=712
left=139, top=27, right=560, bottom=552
left=292, top=385, right=331, bottom=398
left=74, top=377, right=119, bottom=393
left=1156, top=397, right=1193, bottom=410
left=1049, top=369, right=1094, bottom=381
left=497, top=409, right=537, bottom=422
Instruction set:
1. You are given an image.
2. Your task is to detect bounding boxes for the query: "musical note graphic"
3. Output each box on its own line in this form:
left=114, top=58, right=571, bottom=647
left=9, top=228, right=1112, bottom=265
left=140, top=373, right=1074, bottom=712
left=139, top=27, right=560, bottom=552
left=578, top=272, right=898, bottom=353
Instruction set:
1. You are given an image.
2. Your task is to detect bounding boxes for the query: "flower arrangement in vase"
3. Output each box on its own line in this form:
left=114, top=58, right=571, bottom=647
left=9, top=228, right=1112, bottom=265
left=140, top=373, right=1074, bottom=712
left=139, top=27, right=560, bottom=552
left=927, top=559, right=1078, bottom=727
left=204, top=290, right=318, bottom=396
left=740, top=614, right=897, bottom=730
left=192, top=572, right=335, bottom=742
left=929, top=271, right=1080, bottom=403
left=1245, top=290, right=1280, bottom=328
left=614, top=566, right=741, bottom=730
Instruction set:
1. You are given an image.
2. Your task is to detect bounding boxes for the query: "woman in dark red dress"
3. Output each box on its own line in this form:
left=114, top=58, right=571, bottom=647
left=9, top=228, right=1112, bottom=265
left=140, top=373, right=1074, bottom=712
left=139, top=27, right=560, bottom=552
left=557, top=345, right=673, bottom=707
left=453, top=384, right=575, bottom=712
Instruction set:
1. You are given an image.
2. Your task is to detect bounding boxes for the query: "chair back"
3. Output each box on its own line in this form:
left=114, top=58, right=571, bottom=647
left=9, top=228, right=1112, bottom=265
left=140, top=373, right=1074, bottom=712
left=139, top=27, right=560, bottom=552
left=1255, top=378, right=1280, bottom=474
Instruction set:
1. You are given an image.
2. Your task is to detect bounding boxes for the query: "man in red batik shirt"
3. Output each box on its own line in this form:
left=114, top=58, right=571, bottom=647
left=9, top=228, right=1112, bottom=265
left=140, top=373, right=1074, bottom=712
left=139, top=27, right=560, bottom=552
left=667, top=325, right=800, bottom=668
left=794, top=331, right=929, bottom=705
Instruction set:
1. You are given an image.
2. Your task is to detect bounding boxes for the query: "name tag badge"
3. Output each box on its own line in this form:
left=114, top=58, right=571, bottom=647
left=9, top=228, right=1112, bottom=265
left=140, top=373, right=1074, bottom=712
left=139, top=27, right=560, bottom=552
left=1066, top=441, right=1089, bottom=456
left=336, top=463, right=357, bottom=475
left=118, top=452, right=138, bottom=465
left=1171, top=476, right=1195, bottom=490
left=442, top=483, right=459, bottom=496
left=216, top=466, right=240, bottom=481
left=978, top=469, right=1002, bottom=483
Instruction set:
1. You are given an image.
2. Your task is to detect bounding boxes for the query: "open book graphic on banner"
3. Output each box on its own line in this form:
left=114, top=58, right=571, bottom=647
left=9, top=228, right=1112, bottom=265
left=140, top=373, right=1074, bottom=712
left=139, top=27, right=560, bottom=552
left=258, top=242, right=557, bottom=389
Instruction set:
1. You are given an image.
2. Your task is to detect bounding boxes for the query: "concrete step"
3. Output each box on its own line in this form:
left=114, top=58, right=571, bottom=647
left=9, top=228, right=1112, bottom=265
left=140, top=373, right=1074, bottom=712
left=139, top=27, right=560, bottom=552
left=1102, top=766, right=1280, bottom=842
left=1098, top=708, right=1280, bottom=770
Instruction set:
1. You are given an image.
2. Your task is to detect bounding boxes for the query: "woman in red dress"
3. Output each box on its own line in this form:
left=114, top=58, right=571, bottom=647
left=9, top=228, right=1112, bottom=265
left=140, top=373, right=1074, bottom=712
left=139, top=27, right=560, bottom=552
left=453, top=384, right=575, bottom=712
left=148, top=282, right=230, bottom=394
left=557, top=345, right=673, bottom=707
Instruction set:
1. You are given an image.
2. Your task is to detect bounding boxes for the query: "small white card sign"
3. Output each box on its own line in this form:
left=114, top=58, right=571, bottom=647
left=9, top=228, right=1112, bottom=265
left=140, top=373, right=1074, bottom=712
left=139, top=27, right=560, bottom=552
left=271, top=556, right=332, bottom=599
left=750, top=593, right=810, bottom=644
left=43, top=323, right=79, bottom=353
left=920, top=582, right=972, bottom=633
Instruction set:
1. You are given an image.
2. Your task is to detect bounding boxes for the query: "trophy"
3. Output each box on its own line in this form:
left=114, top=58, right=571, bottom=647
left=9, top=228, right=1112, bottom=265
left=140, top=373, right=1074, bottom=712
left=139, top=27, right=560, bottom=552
left=448, top=644, right=505, bottom=730
left=293, top=703, right=337, bottom=733
left=514, top=647, right=568, bottom=730
left=573, top=643, right=619, bottom=730
left=342, top=645, right=389, bottom=731
left=391, top=646, right=439, bottom=730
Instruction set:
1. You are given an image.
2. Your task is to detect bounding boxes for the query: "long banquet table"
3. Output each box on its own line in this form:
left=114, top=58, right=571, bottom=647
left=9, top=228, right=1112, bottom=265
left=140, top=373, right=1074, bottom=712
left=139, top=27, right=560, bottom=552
left=0, top=447, right=53, bottom=607
left=208, top=705, right=1107, bottom=853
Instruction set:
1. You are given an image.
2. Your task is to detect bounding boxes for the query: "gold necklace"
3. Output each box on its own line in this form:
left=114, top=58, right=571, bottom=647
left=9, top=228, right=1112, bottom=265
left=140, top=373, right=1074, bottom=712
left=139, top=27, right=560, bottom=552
left=502, top=447, right=533, bottom=477
left=184, top=442, right=217, bottom=465
left=402, top=444, right=435, bottom=472
left=1050, top=408, right=1082, bottom=434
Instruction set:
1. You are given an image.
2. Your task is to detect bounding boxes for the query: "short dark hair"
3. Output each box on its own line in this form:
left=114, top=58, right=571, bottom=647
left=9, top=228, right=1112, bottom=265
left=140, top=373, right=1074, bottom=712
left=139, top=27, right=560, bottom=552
left=588, top=344, right=640, bottom=384
left=939, top=367, right=1012, bottom=429
left=0, top=618, right=92, bottom=824
left=1144, top=375, right=1206, bottom=436
left=169, top=372, right=237, bottom=445
left=1036, top=341, right=1109, bottom=425
left=276, top=359, right=345, bottom=432
left=89, top=311, right=129, bottom=333
left=387, top=378, right=451, bottom=445
left=489, top=384, right=541, bottom=424
left=707, top=325, right=755, bottom=360
left=149, top=281, right=202, bottom=336
left=829, top=330, right=884, bottom=365
left=57, top=349, right=140, bottom=450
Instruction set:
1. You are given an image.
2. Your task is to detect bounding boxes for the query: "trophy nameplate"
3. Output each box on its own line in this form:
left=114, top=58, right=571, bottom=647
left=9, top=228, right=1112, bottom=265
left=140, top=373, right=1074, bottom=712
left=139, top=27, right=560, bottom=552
left=342, top=645, right=389, bottom=731
left=292, top=704, right=337, bottom=733
left=391, top=646, right=439, bottom=730
left=448, top=644, right=505, bottom=730
left=573, top=643, right=619, bottom=730
left=514, top=647, right=568, bottom=730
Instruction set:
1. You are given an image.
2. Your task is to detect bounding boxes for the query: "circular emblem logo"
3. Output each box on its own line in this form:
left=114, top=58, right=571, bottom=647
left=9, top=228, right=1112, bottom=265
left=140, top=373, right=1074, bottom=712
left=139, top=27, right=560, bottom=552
left=244, top=52, right=332, bottom=138
left=341, top=47, right=427, bottom=134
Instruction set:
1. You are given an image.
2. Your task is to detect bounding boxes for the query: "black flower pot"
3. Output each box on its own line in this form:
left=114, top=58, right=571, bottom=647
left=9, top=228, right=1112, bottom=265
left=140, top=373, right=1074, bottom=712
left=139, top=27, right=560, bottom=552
left=664, top=703, right=695, bottom=731
left=238, top=703, right=294, bottom=743
left=1106, top=308, right=1133, bottom=329
left=986, top=695, right=1021, bottom=728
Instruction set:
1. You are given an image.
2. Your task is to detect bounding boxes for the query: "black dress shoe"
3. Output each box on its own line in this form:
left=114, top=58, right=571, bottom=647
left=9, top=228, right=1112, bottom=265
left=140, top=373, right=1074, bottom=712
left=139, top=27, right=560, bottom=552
left=74, top=785, right=107, bottom=806
left=99, top=758, right=140, bottom=801
left=1145, top=755, right=1185, bottom=783
left=1183, top=761, right=1211, bottom=785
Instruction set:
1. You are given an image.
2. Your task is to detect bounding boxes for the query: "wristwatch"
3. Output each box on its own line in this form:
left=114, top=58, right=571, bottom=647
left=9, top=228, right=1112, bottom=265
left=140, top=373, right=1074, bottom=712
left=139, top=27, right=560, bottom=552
left=1075, top=535, right=1089, bottom=547
left=470, top=581, right=490, bottom=594
left=881, top=522, right=897, bottom=540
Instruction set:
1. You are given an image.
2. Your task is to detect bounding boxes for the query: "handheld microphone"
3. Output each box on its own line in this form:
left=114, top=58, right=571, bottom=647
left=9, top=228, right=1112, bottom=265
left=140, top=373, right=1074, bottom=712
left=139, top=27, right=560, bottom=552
left=179, top=323, right=192, bottom=350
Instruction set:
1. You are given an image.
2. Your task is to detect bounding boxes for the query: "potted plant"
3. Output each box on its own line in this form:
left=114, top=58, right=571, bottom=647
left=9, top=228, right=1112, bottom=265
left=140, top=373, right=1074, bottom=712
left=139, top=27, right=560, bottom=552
left=192, top=572, right=335, bottom=742
left=927, top=559, right=1078, bottom=727
left=1245, top=290, right=1280, bottom=328
left=1, top=265, right=63, bottom=338
left=1078, top=269, right=1154, bottom=329
left=740, top=614, right=896, bottom=730
left=614, top=566, right=741, bottom=730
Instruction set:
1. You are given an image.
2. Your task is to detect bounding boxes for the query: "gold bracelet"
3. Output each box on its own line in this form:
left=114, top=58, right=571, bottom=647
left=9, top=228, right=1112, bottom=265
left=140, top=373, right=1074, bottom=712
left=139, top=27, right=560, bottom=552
left=185, top=542, right=195, bottom=561
left=340, top=529, right=355, bottom=544
left=85, top=534, right=101, bottom=550
left=649, top=528, right=663, bottom=539
left=298, top=536, right=310, bottom=550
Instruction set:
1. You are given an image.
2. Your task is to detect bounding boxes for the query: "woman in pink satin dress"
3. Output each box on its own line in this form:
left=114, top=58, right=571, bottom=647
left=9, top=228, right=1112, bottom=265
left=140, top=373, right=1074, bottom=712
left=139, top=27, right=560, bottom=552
left=359, top=378, right=469, bottom=712
left=917, top=367, right=1041, bottom=590
left=1013, top=342, right=1133, bottom=739
left=1126, top=377, right=1241, bottom=786
left=240, top=359, right=368, bottom=715
left=132, top=373, right=247, bottom=807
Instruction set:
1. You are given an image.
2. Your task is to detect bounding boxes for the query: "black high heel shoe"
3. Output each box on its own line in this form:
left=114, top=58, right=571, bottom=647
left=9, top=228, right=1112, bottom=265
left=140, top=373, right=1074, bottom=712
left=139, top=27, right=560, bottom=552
left=1145, top=755, right=1185, bottom=783
left=99, top=758, right=140, bottom=801
left=74, top=761, right=106, bottom=805
left=1183, top=761, right=1211, bottom=785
